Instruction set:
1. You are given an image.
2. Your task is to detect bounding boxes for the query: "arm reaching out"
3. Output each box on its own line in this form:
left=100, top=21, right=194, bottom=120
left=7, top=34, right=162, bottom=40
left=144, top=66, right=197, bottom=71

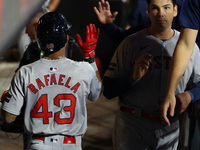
left=161, top=27, right=198, bottom=126
left=76, top=24, right=101, bottom=82
left=94, top=0, right=118, bottom=24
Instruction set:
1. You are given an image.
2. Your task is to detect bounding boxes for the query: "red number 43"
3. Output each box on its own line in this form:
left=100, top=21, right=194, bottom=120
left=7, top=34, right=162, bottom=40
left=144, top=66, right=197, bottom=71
left=31, top=94, right=76, bottom=124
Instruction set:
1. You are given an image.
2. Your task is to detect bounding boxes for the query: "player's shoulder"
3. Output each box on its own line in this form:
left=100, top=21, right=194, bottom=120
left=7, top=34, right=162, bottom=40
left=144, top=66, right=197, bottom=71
left=17, top=60, right=39, bottom=72
left=74, top=61, right=94, bottom=72
left=123, top=28, right=150, bottom=44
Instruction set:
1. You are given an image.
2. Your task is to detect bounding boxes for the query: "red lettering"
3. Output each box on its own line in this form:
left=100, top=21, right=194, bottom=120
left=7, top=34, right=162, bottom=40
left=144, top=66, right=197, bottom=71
left=50, top=74, right=57, bottom=85
left=36, top=78, right=45, bottom=89
left=154, top=56, right=162, bottom=69
left=65, top=77, right=71, bottom=88
left=44, top=75, right=50, bottom=86
left=71, top=83, right=81, bottom=93
left=164, top=56, right=171, bottom=69
left=58, top=75, right=65, bottom=85
left=28, top=84, right=39, bottom=94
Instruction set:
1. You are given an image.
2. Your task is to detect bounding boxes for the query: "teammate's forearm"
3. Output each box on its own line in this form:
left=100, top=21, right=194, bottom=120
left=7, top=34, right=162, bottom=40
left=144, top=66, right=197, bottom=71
left=166, top=27, right=197, bottom=95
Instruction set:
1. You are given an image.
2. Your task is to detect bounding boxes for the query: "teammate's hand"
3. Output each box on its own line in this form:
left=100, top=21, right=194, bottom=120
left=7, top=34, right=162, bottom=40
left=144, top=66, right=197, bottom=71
left=76, top=24, right=100, bottom=58
left=94, top=0, right=118, bottom=24
left=161, top=94, right=176, bottom=126
left=0, top=90, right=9, bottom=104
left=133, top=53, right=152, bottom=81
left=175, top=91, right=191, bottom=114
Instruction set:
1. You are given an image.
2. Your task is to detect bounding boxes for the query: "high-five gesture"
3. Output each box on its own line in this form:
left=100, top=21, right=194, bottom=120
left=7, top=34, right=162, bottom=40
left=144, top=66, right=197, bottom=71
left=94, top=0, right=118, bottom=24
left=76, top=24, right=100, bottom=59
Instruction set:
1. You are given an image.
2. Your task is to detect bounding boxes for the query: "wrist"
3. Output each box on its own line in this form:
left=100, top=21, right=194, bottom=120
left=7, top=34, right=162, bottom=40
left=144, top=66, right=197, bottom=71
left=84, top=57, right=95, bottom=63
left=83, top=50, right=95, bottom=58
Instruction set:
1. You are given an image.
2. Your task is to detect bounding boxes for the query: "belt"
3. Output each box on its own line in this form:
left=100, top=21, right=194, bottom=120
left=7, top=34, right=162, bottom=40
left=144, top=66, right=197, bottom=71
left=120, top=106, right=163, bottom=122
left=32, top=134, right=76, bottom=144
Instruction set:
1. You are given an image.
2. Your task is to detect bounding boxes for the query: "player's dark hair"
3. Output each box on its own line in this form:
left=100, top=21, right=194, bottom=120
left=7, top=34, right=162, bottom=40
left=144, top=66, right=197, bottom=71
left=146, top=0, right=176, bottom=6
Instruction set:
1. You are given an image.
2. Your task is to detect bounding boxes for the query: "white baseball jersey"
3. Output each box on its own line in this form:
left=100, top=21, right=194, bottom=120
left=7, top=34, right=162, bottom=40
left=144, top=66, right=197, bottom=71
left=104, top=29, right=200, bottom=111
left=3, top=57, right=101, bottom=136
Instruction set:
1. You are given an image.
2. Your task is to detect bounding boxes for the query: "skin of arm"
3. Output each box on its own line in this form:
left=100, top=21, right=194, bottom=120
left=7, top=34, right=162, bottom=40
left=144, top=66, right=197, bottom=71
left=1, top=110, right=17, bottom=124
left=47, top=0, right=60, bottom=12
left=161, top=27, right=199, bottom=126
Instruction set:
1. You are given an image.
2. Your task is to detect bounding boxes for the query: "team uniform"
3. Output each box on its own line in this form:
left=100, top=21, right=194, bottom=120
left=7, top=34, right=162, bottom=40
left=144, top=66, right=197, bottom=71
left=3, top=57, right=101, bottom=150
left=103, top=29, right=200, bottom=150
left=2, top=12, right=101, bottom=150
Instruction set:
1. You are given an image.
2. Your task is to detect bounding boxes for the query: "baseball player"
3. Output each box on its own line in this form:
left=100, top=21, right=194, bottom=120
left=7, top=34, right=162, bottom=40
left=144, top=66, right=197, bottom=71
left=1, top=12, right=101, bottom=150
left=103, top=0, right=200, bottom=149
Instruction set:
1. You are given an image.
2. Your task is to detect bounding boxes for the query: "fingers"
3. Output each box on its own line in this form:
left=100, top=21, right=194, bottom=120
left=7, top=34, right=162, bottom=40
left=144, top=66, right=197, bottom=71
left=89, top=24, right=94, bottom=39
left=98, top=0, right=107, bottom=12
left=169, top=103, right=175, bottom=118
left=87, top=24, right=100, bottom=40
left=135, top=53, right=152, bottom=68
left=85, top=25, right=90, bottom=41
left=161, top=104, right=171, bottom=126
left=93, top=7, right=99, bottom=16
left=105, top=0, right=110, bottom=10
left=112, top=11, right=118, bottom=19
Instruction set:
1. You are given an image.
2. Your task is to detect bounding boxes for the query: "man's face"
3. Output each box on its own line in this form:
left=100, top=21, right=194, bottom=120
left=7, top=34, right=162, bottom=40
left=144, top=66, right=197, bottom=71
left=148, top=0, right=177, bottom=29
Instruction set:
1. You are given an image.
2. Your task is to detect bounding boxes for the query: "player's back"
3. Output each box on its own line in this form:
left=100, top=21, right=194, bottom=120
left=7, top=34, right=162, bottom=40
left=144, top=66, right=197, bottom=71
left=20, top=57, right=101, bottom=136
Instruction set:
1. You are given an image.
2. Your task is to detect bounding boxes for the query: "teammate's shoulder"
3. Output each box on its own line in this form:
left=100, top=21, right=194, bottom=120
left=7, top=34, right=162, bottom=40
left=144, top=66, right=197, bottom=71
left=124, top=28, right=149, bottom=41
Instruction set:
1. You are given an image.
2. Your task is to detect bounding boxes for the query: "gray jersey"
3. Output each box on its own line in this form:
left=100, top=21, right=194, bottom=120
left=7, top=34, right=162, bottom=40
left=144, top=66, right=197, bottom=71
left=3, top=58, right=101, bottom=135
left=104, top=29, right=200, bottom=111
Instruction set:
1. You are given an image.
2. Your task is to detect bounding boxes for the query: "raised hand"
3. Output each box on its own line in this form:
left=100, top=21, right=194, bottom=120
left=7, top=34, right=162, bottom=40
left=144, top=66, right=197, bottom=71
left=94, top=0, right=118, bottom=24
left=76, top=24, right=100, bottom=59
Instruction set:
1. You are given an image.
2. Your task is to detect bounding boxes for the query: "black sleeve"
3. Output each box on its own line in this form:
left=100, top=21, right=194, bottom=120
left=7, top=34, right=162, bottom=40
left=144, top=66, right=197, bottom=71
left=15, top=42, right=41, bottom=72
left=102, top=23, right=145, bottom=44
left=103, top=76, right=138, bottom=99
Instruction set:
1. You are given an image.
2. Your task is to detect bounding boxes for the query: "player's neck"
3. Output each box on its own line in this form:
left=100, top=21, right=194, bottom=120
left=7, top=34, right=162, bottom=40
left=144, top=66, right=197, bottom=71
left=148, top=27, right=174, bottom=40
left=43, top=47, right=66, bottom=60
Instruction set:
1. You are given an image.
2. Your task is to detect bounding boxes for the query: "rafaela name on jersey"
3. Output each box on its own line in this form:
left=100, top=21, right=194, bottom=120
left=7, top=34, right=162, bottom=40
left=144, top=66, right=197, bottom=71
left=28, top=74, right=81, bottom=94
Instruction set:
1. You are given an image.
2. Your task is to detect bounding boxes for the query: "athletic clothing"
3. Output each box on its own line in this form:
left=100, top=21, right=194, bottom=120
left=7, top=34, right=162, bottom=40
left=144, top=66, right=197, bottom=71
left=126, top=0, right=150, bottom=29
left=3, top=57, right=101, bottom=149
left=103, top=29, right=200, bottom=149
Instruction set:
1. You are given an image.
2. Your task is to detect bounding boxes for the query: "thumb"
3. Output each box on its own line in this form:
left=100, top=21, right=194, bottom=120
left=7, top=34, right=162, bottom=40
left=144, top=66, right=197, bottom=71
left=112, top=11, right=118, bottom=19
left=75, top=34, right=83, bottom=47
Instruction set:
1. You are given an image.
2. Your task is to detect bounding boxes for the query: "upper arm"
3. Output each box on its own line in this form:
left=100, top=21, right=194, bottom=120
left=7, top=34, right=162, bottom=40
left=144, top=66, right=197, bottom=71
left=178, top=27, right=198, bottom=52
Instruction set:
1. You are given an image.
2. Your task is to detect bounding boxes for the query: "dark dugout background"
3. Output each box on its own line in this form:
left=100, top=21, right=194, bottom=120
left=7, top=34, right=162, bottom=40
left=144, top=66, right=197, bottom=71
left=56, top=0, right=131, bottom=75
